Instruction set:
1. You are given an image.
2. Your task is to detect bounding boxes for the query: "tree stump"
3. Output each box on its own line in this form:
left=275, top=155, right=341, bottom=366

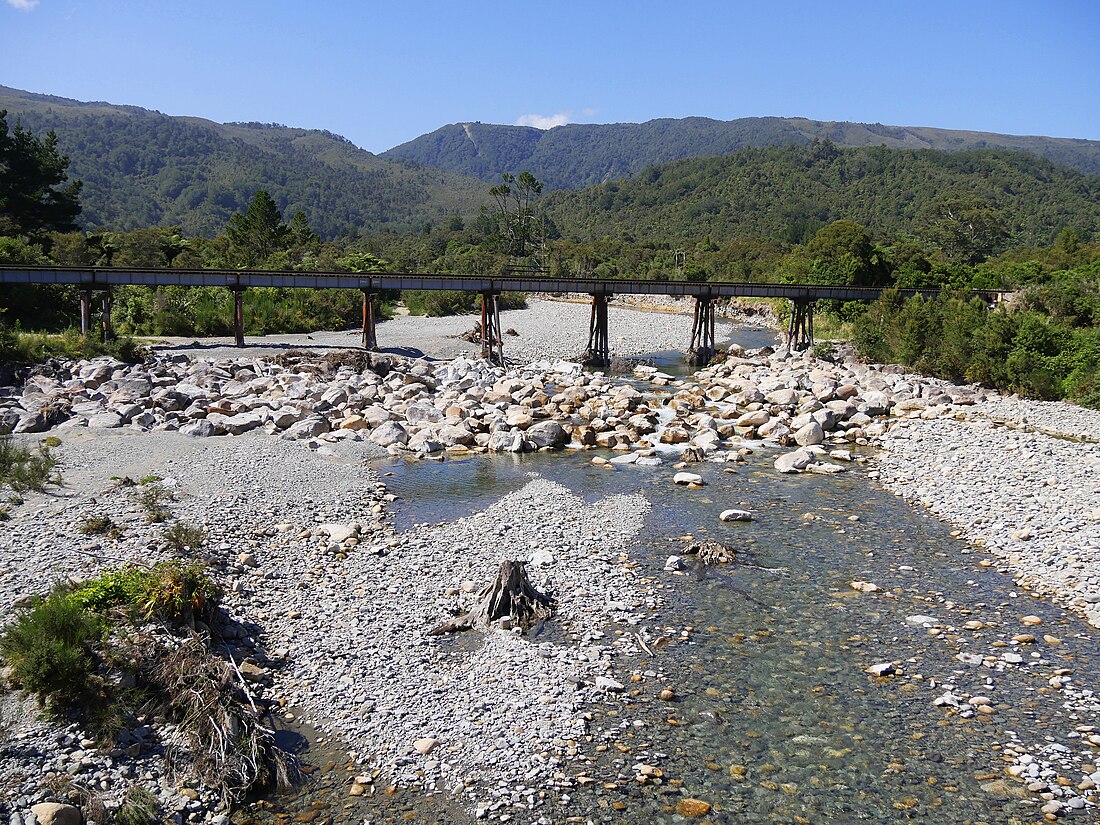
left=430, top=560, right=553, bottom=635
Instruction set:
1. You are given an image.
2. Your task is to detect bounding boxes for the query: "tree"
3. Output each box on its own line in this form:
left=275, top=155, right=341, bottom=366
left=923, top=195, right=1010, bottom=264
left=488, top=172, right=545, bottom=259
left=0, top=110, right=82, bottom=239
left=225, top=190, right=289, bottom=267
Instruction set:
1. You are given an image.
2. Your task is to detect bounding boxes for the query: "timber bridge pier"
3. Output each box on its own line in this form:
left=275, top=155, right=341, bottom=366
left=0, top=266, right=1004, bottom=366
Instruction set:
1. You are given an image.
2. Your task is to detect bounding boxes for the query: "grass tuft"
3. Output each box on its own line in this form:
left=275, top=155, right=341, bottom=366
left=0, top=434, right=59, bottom=494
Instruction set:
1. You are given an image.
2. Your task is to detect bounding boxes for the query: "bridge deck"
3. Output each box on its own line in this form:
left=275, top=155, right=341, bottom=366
left=0, top=266, right=1004, bottom=303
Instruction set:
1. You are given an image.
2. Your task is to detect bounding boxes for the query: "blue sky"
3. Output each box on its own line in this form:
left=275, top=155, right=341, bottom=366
left=2, top=0, right=1098, bottom=153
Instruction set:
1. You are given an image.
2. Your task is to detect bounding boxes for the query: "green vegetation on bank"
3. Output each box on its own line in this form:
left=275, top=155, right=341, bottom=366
left=3, top=110, right=1100, bottom=409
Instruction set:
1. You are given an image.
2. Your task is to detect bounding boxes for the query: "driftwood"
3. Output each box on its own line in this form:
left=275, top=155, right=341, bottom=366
left=430, top=560, right=553, bottom=635
left=684, top=540, right=737, bottom=564
left=684, top=540, right=788, bottom=575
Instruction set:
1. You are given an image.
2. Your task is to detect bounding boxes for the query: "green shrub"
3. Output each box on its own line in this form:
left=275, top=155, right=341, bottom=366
left=0, top=589, right=101, bottom=705
left=70, top=562, right=220, bottom=624
left=79, top=515, right=118, bottom=536
left=136, top=482, right=173, bottom=523
left=0, top=436, right=59, bottom=493
left=114, top=786, right=159, bottom=825
left=162, top=521, right=205, bottom=553
left=69, top=567, right=149, bottom=613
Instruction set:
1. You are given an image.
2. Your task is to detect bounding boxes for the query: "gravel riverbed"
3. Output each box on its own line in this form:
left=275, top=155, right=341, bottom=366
left=3, top=298, right=1100, bottom=822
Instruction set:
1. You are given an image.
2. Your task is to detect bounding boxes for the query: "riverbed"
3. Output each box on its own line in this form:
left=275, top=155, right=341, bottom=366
left=3, top=309, right=1099, bottom=824
left=244, top=444, right=1099, bottom=825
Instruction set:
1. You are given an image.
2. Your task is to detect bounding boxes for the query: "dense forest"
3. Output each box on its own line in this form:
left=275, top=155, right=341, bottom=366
left=384, top=116, right=1100, bottom=189
left=543, top=142, right=1100, bottom=249
left=0, top=86, right=485, bottom=238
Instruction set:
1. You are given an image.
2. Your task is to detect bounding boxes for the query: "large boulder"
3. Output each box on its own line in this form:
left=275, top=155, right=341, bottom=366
left=487, top=429, right=526, bottom=453
left=405, top=400, right=444, bottom=425
left=526, top=420, right=568, bottom=448
left=370, top=421, right=409, bottom=447
left=774, top=449, right=815, bottom=474
left=180, top=419, right=218, bottom=438
left=281, top=417, right=331, bottom=440
left=436, top=424, right=476, bottom=447
left=793, top=421, right=824, bottom=446
left=765, top=388, right=802, bottom=407
left=30, top=803, right=83, bottom=825
left=221, top=411, right=266, bottom=435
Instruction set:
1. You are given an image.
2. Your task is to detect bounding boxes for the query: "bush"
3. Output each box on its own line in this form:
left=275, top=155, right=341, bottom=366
left=0, top=436, right=59, bottom=494
left=79, top=515, right=118, bottom=536
left=70, top=562, right=220, bottom=624
left=114, top=786, right=160, bottom=825
left=162, top=521, right=205, bottom=553
left=0, top=589, right=101, bottom=705
left=136, top=482, right=173, bottom=523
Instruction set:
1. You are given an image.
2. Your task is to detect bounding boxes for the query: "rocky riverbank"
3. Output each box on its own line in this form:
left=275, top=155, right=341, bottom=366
left=3, top=304, right=1100, bottom=822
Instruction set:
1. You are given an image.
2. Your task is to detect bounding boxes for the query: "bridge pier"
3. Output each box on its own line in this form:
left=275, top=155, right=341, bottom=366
left=361, top=289, right=378, bottom=350
left=688, top=296, right=717, bottom=365
left=787, top=298, right=814, bottom=351
left=79, top=286, right=94, bottom=337
left=231, top=287, right=246, bottom=347
left=101, top=288, right=114, bottom=342
left=583, top=292, right=612, bottom=368
left=480, top=291, right=504, bottom=364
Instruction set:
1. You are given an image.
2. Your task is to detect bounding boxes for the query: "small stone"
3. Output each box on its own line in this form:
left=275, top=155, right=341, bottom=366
left=659, top=688, right=676, bottom=701
left=850, top=581, right=879, bottom=593
left=673, top=472, right=704, bottom=486
left=868, top=662, right=896, bottom=677
left=1020, top=615, right=1043, bottom=626
left=719, top=508, right=752, bottom=522
left=413, top=737, right=438, bottom=755
left=675, top=799, right=712, bottom=817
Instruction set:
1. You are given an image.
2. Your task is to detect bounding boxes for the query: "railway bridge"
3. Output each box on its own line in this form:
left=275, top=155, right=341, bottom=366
left=0, top=266, right=1004, bottom=366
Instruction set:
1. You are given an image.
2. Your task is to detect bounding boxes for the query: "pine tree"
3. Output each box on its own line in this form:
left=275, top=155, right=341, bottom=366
left=0, top=110, right=82, bottom=239
left=225, top=190, right=289, bottom=267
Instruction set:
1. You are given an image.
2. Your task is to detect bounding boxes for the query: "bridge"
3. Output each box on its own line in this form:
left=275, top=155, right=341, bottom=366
left=0, top=266, right=1005, bottom=366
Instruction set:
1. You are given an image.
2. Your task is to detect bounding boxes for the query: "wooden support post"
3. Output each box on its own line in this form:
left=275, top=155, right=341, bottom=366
left=786, top=298, right=814, bottom=351
left=687, top=297, right=716, bottom=365
left=480, top=291, right=504, bottom=364
left=583, top=292, right=611, bottom=368
left=79, top=286, right=93, bottom=337
left=231, top=287, right=245, bottom=347
left=101, top=288, right=114, bottom=342
left=361, top=290, right=377, bottom=350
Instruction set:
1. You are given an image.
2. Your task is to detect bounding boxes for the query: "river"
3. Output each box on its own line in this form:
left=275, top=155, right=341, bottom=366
left=241, top=328, right=1097, bottom=824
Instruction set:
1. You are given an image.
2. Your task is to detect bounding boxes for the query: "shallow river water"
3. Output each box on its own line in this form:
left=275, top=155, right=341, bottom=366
left=243, top=331, right=1099, bottom=824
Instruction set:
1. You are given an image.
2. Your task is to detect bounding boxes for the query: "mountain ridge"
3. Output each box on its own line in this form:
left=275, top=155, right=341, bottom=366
left=383, top=116, right=1100, bottom=189
left=0, top=85, right=487, bottom=238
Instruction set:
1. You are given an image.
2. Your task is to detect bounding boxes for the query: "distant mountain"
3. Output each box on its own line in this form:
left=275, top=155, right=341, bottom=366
left=0, top=86, right=487, bottom=238
left=383, top=116, right=1100, bottom=189
left=543, top=142, right=1100, bottom=247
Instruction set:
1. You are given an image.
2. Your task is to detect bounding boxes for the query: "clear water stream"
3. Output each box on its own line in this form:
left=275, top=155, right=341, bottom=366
left=241, top=332, right=1098, bottom=824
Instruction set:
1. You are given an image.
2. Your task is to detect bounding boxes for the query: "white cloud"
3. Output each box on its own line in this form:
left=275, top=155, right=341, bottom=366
left=515, top=109, right=598, bottom=129
left=516, top=111, right=573, bottom=130
left=7, top=0, right=40, bottom=9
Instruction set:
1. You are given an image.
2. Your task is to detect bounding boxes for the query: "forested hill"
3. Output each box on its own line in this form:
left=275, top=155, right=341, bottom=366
left=544, top=142, right=1100, bottom=247
left=382, top=117, right=1100, bottom=189
left=0, top=85, right=486, bottom=238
